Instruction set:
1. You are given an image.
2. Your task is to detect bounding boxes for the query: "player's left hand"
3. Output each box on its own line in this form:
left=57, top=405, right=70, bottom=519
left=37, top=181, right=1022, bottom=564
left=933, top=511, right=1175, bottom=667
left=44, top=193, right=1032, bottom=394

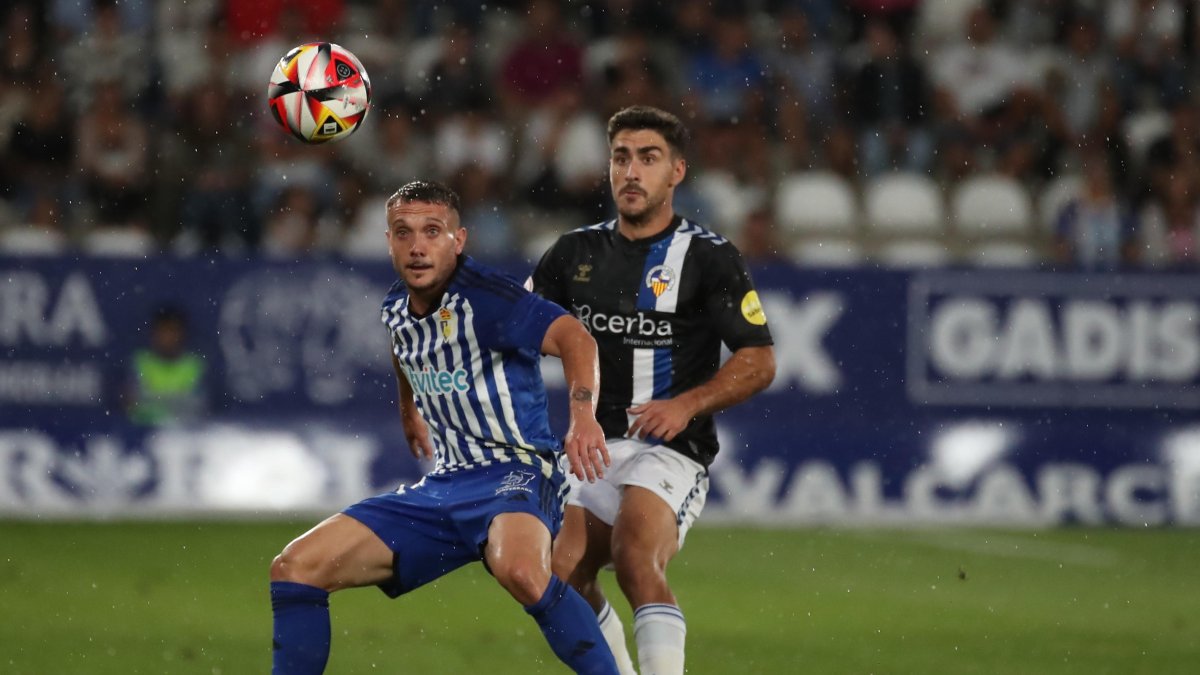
left=627, top=399, right=693, bottom=443
left=563, top=417, right=610, bottom=483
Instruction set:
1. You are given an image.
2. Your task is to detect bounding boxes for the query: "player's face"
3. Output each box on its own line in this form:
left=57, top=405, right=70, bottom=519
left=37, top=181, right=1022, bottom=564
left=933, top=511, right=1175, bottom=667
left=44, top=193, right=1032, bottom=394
left=609, top=129, right=686, bottom=224
left=386, top=200, right=466, bottom=296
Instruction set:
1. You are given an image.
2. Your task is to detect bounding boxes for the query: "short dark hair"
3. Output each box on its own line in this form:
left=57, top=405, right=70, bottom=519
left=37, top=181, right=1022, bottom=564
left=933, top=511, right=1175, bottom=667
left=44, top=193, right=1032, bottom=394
left=151, top=304, right=187, bottom=329
left=386, top=180, right=461, bottom=214
left=607, top=105, right=689, bottom=158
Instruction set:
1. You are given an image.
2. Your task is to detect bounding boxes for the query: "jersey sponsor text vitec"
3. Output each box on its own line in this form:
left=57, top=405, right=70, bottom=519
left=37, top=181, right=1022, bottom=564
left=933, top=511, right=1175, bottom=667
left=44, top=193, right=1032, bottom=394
left=402, top=365, right=471, bottom=395
left=573, top=303, right=673, bottom=337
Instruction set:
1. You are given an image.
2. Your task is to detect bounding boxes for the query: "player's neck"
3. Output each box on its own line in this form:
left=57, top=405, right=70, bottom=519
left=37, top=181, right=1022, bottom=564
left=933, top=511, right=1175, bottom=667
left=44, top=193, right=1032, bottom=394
left=407, top=282, right=449, bottom=317
left=618, top=207, right=675, bottom=241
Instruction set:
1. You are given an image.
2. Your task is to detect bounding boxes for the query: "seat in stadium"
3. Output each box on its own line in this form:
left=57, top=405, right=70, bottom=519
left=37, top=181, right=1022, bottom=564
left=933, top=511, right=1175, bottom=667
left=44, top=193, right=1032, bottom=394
left=0, top=227, right=69, bottom=255
left=789, top=238, right=865, bottom=268
left=774, top=171, right=859, bottom=240
left=966, top=240, right=1042, bottom=267
left=951, top=174, right=1034, bottom=239
left=876, top=239, right=953, bottom=268
left=81, top=227, right=156, bottom=257
left=863, top=172, right=946, bottom=237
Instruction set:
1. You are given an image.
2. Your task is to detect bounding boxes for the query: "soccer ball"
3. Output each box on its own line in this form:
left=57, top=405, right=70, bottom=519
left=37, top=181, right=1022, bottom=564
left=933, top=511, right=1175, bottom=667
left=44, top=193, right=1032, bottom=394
left=267, top=42, right=372, bottom=144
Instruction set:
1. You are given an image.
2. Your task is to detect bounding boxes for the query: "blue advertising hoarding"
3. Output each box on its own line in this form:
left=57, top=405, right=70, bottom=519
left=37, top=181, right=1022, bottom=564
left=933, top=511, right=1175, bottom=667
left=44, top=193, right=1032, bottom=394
left=1, top=255, right=1197, bottom=525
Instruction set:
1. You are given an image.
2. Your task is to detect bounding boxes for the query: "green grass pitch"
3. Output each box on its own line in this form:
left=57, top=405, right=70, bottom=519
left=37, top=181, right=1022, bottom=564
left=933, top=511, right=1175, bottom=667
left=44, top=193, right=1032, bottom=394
left=2, top=521, right=1197, bottom=674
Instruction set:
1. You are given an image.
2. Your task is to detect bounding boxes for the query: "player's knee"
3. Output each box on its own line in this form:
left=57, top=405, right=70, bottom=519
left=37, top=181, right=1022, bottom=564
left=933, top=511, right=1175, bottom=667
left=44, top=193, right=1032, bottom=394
left=493, top=559, right=550, bottom=606
left=270, top=545, right=323, bottom=586
left=611, top=543, right=667, bottom=592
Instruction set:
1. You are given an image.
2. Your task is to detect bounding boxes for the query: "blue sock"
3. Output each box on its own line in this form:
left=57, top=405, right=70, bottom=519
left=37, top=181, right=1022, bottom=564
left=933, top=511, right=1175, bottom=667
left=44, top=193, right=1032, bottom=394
left=271, top=581, right=331, bottom=675
left=525, top=575, right=620, bottom=675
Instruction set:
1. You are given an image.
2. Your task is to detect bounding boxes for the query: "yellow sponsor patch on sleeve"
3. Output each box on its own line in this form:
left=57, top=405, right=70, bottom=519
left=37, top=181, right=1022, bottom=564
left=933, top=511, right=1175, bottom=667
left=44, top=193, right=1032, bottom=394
left=740, top=290, right=767, bottom=326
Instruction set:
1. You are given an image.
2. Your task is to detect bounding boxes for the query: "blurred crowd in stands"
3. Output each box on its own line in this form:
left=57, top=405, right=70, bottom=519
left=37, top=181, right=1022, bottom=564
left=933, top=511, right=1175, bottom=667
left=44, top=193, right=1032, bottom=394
left=1, top=0, right=1199, bottom=270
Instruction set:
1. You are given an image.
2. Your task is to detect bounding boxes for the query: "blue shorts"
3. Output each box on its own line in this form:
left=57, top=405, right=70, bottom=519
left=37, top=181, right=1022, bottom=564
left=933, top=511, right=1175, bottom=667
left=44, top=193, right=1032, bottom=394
left=343, top=461, right=566, bottom=598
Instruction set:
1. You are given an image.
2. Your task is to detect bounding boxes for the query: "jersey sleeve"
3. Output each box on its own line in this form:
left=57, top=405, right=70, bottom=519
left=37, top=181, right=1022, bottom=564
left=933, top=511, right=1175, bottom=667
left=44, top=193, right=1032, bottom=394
left=474, top=285, right=568, bottom=353
left=530, top=237, right=570, bottom=308
left=701, top=242, right=774, bottom=351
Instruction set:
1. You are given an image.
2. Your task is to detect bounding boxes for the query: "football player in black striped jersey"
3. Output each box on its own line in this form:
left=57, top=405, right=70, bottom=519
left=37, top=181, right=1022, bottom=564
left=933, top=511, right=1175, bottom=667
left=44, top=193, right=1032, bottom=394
left=533, top=106, right=776, bottom=675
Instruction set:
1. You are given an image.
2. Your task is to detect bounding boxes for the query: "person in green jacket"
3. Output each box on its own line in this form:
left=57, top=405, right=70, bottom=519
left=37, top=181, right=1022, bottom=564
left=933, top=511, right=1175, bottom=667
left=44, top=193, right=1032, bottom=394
left=125, top=305, right=207, bottom=426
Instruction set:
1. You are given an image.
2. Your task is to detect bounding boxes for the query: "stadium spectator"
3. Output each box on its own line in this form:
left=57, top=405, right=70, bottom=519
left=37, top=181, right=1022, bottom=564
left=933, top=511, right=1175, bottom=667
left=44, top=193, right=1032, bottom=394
left=224, top=0, right=344, bottom=45
left=534, top=105, right=776, bottom=675
left=1105, top=0, right=1189, bottom=109
left=49, top=0, right=151, bottom=39
left=339, top=102, right=432, bottom=196
left=850, top=18, right=934, bottom=176
left=1038, top=12, right=1124, bottom=180
left=76, top=81, right=149, bottom=231
left=430, top=93, right=512, bottom=185
left=769, top=5, right=839, bottom=130
left=413, top=22, right=494, bottom=124
left=2, top=78, right=76, bottom=223
left=498, top=0, right=585, bottom=117
left=515, top=84, right=610, bottom=222
left=124, top=305, right=208, bottom=427
left=1053, top=152, right=1140, bottom=270
left=1, top=2, right=48, bottom=85
left=169, top=82, right=256, bottom=253
left=261, top=185, right=334, bottom=258
left=1143, top=99, right=1200, bottom=199
left=336, top=0, right=412, bottom=105
left=58, top=0, right=151, bottom=110
left=929, top=5, right=1040, bottom=178
left=691, top=117, right=772, bottom=237
left=738, top=207, right=788, bottom=263
left=1138, top=170, right=1200, bottom=269
left=594, top=27, right=676, bottom=114
left=450, top=163, right=515, bottom=261
left=269, top=180, right=619, bottom=675
left=682, top=6, right=768, bottom=124
left=155, top=0, right=226, bottom=102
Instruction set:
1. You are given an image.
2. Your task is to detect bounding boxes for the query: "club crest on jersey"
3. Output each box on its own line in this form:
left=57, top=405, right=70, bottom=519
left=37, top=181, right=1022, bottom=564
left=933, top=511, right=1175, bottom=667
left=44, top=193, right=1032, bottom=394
left=438, top=307, right=455, bottom=339
left=645, top=265, right=676, bottom=298
left=573, top=263, right=593, bottom=282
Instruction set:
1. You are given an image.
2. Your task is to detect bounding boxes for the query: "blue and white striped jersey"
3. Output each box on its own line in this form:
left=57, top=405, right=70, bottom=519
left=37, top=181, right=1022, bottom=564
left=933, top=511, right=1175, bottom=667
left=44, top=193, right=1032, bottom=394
left=381, top=256, right=568, bottom=478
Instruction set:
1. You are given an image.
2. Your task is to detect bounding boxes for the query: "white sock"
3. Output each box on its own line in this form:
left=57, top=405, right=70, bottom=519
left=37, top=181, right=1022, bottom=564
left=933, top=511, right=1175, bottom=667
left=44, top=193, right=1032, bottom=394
left=598, top=601, right=639, bottom=675
left=633, top=603, right=686, bottom=675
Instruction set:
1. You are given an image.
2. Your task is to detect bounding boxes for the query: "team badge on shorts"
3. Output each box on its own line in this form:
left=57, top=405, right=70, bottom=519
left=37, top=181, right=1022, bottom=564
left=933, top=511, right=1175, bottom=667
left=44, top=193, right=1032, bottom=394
left=645, top=265, right=676, bottom=298
left=497, top=470, right=537, bottom=495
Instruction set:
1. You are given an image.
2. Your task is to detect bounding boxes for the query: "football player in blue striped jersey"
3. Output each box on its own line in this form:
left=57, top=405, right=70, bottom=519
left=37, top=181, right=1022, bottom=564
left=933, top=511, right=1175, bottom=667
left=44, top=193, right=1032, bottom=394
left=270, top=181, right=619, bottom=674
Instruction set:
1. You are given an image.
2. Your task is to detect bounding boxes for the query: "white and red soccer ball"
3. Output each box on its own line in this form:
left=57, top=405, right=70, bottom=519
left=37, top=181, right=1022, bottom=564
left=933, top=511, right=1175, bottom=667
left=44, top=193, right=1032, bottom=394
left=267, top=42, right=371, bottom=144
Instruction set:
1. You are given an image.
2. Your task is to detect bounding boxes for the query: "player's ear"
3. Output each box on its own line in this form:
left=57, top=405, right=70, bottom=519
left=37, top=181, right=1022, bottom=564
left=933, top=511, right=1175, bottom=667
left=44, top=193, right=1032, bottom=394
left=454, top=225, right=467, bottom=254
left=670, top=157, right=687, bottom=187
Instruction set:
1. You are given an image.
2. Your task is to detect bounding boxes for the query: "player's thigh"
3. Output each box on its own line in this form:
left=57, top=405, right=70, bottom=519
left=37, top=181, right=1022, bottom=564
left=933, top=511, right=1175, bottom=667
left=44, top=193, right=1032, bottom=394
left=485, top=512, right=553, bottom=601
left=611, top=486, right=681, bottom=569
left=553, top=504, right=615, bottom=579
left=274, top=513, right=395, bottom=591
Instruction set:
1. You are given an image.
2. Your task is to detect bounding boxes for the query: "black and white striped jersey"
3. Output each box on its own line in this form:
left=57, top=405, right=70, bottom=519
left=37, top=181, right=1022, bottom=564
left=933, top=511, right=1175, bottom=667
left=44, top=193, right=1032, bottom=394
left=532, top=216, right=773, bottom=467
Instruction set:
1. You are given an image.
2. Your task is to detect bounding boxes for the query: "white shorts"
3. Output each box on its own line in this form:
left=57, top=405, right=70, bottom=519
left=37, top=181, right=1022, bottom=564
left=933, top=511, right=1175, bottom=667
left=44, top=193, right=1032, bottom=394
left=567, top=438, right=709, bottom=547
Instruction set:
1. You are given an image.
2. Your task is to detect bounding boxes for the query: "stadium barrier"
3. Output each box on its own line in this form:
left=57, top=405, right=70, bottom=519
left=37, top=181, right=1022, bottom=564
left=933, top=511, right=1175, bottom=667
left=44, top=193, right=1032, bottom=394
left=2, top=256, right=1198, bottom=525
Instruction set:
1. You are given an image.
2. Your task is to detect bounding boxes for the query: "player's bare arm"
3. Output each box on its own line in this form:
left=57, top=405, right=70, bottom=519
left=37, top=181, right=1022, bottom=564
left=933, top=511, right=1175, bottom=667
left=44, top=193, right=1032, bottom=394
left=391, top=352, right=433, bottom=460
left=541, top=314, right=610, bottom=482
left=628, top=345, right=776, bottom=442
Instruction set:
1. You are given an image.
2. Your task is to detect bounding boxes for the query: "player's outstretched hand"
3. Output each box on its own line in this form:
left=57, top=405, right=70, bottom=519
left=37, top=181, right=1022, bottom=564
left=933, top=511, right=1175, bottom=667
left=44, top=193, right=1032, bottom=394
left=627, top=398, right=693, bottom=443
left=402, top=412, right=435, bottom=460
left=564, top=417, right=610, bottom=483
